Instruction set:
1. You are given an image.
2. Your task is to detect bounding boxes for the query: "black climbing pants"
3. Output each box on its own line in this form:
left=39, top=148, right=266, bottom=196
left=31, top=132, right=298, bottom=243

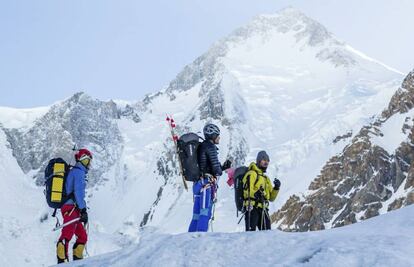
left=245, top=207, right=271, bottom=231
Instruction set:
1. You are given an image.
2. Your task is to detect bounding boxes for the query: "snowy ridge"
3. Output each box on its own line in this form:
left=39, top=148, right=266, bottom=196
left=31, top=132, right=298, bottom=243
left=67, top=205, right=414, bottom=267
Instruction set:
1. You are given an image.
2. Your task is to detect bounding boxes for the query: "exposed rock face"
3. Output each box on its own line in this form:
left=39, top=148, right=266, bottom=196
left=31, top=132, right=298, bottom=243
left=333, top=131, right=352, bottom=144
left=120, top=104, right=142, bottom=123
left=4, top=92, right=123, bottom=186
left=383, top=71, right=414, bottom=117
left=273, top=70, right=414, bottom=231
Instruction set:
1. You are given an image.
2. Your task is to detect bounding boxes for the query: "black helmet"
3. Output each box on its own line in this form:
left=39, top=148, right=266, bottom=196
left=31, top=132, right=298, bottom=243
left=203, top=123, right=220, bottom=140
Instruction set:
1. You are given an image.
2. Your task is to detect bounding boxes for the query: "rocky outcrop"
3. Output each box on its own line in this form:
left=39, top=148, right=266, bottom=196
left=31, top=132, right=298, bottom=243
left=4, top=92, right=123, bottom=186
left=273, top=70, right=414, bottom=231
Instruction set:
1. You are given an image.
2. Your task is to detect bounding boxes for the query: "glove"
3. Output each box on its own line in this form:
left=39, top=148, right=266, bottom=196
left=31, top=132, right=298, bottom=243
left=221, top=159, right=232, bottom=171
left=79, top=208, right=88, bottom=224
left=273, top=178, right=281, bottom=190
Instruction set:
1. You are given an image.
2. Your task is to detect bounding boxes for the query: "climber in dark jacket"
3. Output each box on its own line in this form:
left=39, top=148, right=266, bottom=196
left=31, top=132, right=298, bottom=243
left=188, top=123, right=231, bottom=232
left=198, top=139, right=223, bottom=177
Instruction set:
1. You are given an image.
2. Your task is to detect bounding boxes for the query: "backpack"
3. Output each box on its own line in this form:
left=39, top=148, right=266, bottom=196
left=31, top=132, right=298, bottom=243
left=234, top=166, right=249, bottom=213
left=44, top=158, right=72, bottom=209
left=177, top=133, right=202, bottom=182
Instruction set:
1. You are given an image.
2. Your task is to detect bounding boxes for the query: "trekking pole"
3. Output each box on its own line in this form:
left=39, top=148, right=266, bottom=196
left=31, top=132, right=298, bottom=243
left=261, top=201, right=266, bottom=230
left=210, top=202, right=216, bottom=232
left=264, top=208, right=271, bottom=230
left=210, top=181, right=217, bottom=232
left=261, top=185, right=268, bottom=230
left=237, top=211, right=245, bottom=225
left=247, top=176, right=251, bottom=231
left=52, top=217, right=80, bottom=231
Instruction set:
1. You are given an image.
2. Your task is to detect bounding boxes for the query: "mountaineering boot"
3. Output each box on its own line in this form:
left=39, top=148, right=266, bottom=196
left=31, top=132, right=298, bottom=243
left=73, top=242, right=85, bottom=260
left=56, top=240, right=68, bottom=264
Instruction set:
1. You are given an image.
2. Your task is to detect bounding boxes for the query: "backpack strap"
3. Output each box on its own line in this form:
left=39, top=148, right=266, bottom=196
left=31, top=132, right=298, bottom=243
left=253, top=170, right=261, bottom=187
left=62, top=166, right=79, bottom=204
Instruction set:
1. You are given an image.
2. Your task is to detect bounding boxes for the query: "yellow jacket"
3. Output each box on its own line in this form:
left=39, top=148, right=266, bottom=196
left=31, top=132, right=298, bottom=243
left=242, top=162, right=279, bottom=208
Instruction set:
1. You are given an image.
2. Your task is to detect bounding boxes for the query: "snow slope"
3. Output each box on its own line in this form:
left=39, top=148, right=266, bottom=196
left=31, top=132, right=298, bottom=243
left=65, top=204, right=414, bottom=267
left=0, top=129, right=51, bottom=267
left=0, top=127, right=123, bottom=267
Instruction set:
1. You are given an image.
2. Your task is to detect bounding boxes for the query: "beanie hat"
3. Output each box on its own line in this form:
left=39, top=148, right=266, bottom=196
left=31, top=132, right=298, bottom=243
left=256, top=151, right=270, bottom=164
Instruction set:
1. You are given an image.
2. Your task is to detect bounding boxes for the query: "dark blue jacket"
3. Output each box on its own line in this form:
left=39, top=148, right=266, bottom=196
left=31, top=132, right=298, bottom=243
left=65, top=162, right=87, bottom=209
left=198, top=140, right=223, bottom=177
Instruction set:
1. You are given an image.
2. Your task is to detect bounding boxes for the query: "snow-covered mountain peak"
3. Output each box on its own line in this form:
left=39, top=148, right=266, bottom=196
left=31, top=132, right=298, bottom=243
left=166, top=8, right=400, bottom=100
left=239, top=7, right=334, bottom=47
left=63, top=91, right=95, bottom=105
left=52, top=91, right=116, bottom=113
left=134, top=8, right=406, bottom=238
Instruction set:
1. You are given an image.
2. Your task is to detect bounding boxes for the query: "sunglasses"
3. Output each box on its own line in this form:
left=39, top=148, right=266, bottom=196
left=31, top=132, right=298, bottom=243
left=80, top=158, right=92, bottom=167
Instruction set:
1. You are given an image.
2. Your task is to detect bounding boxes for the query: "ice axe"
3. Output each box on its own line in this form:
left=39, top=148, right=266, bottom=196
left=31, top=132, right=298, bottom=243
left=52, top=217, right=80, bottom=232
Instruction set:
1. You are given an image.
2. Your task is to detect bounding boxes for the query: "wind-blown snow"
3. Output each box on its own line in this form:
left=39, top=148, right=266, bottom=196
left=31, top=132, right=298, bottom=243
left=66, top=205, right=414, bottom=267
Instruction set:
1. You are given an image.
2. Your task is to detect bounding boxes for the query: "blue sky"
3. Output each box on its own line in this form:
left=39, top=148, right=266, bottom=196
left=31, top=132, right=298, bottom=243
left=1, top=0, right=413, bottom=107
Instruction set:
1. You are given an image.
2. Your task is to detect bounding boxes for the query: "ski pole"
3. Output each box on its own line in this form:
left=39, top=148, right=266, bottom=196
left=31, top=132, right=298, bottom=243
left=52, top=218, right=80, bottom=232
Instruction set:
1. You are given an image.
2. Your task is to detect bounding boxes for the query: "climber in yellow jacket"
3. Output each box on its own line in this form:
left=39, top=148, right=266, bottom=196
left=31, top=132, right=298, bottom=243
left=242, top=151, right=281, bottom=231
